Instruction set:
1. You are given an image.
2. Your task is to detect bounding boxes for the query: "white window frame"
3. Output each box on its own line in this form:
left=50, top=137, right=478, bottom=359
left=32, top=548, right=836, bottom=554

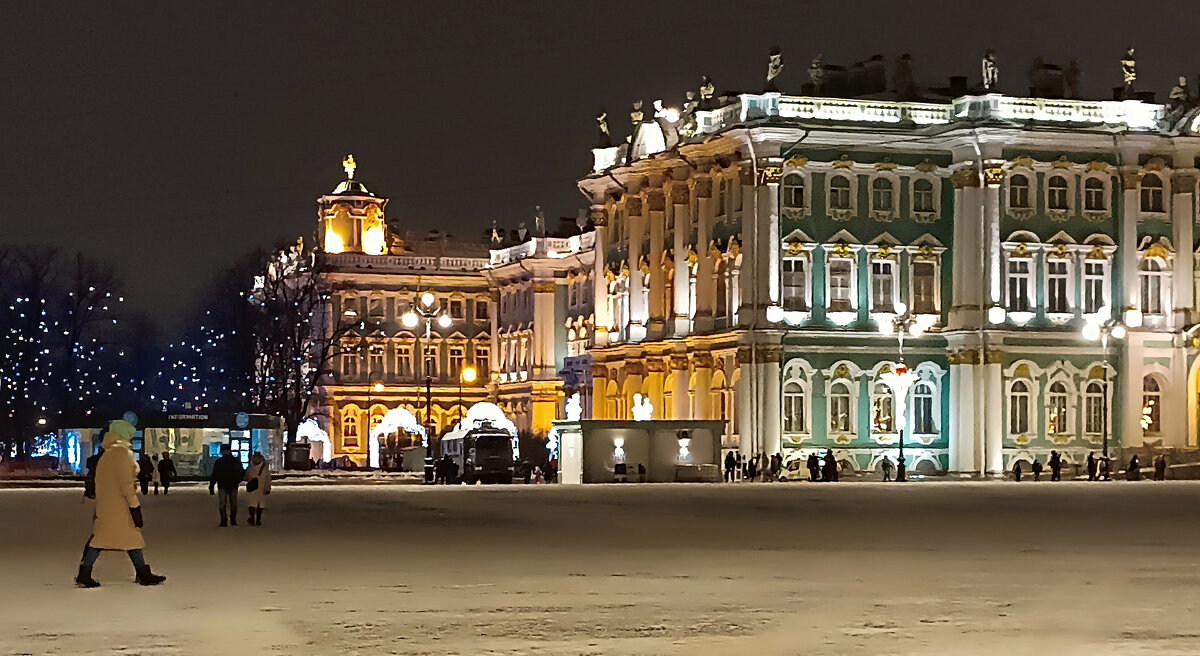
left=870, top=381, right=896, bottom=435
left=1142, top=375, right=1163, bottom=435
left=825, top=253, right=858, bottom=320
left=781, top=254, right=811, bottom=314
left=1005, top=256, right=1035, bottom=317
left=1044, top=256, right=1072, bottom=317
left=782, top=172, right=809, bottom=216
left=912, top=380, right=937, bottom=436
left=909, top=257, right=940, bottom=315
left=395, top=343, right=413, bottom=378
left=1138, top=255, right=1170, bottom=317
left=1081, top=258, right=1108, bottom=315
left=826, top=173, right=857, bottom=219
left=1007, top=172, right=1033, bottom=214
left=1008, top=379, right=1032, bottom=436
left=1083, top=379, right=1107, bottom=437
left=341, top=407, right=361, bottom=448
left=910, top=175, right=938, bottom=220
left=828, top=380, right=855, bottom=435
left=781, top=359, right=815, bottom=439
left=1082, top=174, right=1108, bottom=214
left=783, top=381, right=807, bottom=435
left=1140, top=173, right=1166, bottom=215
left=1045, top=174, right=1072, bottom=213
left=870, top=175, right=897, bottom=220
left=1046, top=379, right=1071, bottom=437
left=869, top=257, right=898, bottom=314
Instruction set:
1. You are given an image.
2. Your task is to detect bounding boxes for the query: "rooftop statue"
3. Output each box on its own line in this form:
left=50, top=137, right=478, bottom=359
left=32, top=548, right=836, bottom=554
left=1169, top=76, right=1189, bottom=105
left=679, top=90, right=699, bottom=137
left=342, top=154, right=356, bottom=179
left=1065, top=60, right=1082, bottom=99
left=630, top=99, right=644, bottom=126
left=698, top=75, right=716, bottom=108
left=764, top=46, right=784, bottom=92
left=982, top=49, right=999, bottom=91
left=809, top=54, right=825, bottom=93
left=595, top=109, right=612, bottom=148
left=1122, top=47, right=1137, bottom=93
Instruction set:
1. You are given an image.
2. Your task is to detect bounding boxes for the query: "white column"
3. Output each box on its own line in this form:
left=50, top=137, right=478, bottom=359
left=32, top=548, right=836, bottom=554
left=983, top=359, right=1004, bottom=473
left=627, top=198, right=646, bottom=342
left=592, top=208, right=612, bottom=346
left=648, top=201, right=666, bottom=339
left=736, top=352, right=753, bottom=457
left=949, top=171, right=983, bottom=330
left=673, top=200, right=691, bottom=337
left=672, top=357, right=691, bottom=420
left=762, top=354, right=782, bottom=456
left=532, top=281, right=557, bottom=380
left=1172, top=172, right=1195, bottom=328
left=694, top=194, right=715, bottom=333
left=1121, top=169, right=1140, bottom=315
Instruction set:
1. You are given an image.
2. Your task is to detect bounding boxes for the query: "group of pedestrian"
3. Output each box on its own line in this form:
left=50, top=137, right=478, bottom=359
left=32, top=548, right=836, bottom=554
left=1013, top=450, right=1171, bottom=482
left=806, top=451, right=841, bottom=482
left=209, top=445, right=272, bottom=527
left=722, top=451, right=786, bottom=482
left=136, top=451, right=177, bottom=495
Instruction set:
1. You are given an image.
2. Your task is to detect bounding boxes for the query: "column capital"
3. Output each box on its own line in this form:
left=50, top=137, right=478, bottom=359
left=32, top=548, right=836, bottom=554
left=624, top=360, right=646, bottom=377
left=645, top=358, right=668, bottom=373
left=1172, top=170, right=1199, bottom=190
left=669, top=354, right=689, bottom=371
left=1122, top=171, right=1142, bottom=190
left=532, top=281, right=557, bottom=293
left=756, top=166, right=783, bottom=186
left=692, top=351, right=714, bottom=369
left=950, top=168, right=980, bottom=189
left=590, top=208, right=608, bottom=226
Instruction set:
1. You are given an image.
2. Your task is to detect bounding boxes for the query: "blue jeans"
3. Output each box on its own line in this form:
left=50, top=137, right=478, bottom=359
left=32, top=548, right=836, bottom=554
left=81, top=543, right=145, bottom=569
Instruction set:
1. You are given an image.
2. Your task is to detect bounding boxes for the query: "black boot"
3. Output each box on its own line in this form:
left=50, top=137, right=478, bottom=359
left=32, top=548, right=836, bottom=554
left=219, top=512, right=228, bottom=528
left=135, top=565, right=166, bottom=586
left=255, top=508, right=263, bottom=526
left=75, top=565, right=100, bottom=588
left=246, top=508, right=256, bottom=526
left=230, top=512, right=237, bottom=527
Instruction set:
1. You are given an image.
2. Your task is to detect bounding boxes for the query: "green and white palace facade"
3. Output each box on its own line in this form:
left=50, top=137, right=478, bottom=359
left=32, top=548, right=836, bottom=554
left=576, top=90, right=1200, bottom=475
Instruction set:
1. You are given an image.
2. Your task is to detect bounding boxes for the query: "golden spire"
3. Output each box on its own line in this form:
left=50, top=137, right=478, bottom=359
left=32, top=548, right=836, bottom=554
left=342, top=154, right=357, bottom=179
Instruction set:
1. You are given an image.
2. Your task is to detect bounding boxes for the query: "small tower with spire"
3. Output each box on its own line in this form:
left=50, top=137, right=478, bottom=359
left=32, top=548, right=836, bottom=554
left=318, top=154, right=389, bottom=255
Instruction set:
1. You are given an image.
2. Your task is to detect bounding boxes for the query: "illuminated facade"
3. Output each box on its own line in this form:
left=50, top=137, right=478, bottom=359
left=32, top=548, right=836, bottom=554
left=311, top=161, right=594, bottom=465
left=578, top=81, right=1200, bottom=474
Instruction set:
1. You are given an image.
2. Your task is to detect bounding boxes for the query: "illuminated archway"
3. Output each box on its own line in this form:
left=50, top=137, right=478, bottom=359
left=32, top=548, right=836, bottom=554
left=369, top=407, right=426, bottom=468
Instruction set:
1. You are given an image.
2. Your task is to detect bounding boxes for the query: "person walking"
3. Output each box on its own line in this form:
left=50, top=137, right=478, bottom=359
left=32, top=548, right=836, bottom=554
left=150, top=454, right=162, bottom=495
left=806, top=452, right=820, bottom=482
left=881, top=455, right=894, bottom=482
left=1011, top=460, right=1023, bottom=482
left=243, top=452, right=272, bottom=527
left=724, top=451, right=737, bottom=483
left=1031, top=458, right=1043, bottom=482
left=1126, top=454, right=1141, bottom=481
left=822, top=450, right=838, bottom=482
left=83, top=442, right=105, bottom=500
left=747, top=454, right=759, bottom=482
left=1048, top=451, right=1062, bottom=482
left=770, top=453, right=782, bottom=482
left=136, top=453, right=154, bottom=496
left=209, top=444, right=245, bottom=527
left=1153, top=454, right=1168, bottom=481
left=1086, top=452, right=1098, bottom=481
left=157, top=452, right=176, bottom=495
left=75, top=420, right=166, bottom=587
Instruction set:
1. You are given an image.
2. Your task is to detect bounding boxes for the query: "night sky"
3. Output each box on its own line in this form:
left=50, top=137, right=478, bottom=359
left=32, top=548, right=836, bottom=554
left=3, top=1, right=1197, bottom=320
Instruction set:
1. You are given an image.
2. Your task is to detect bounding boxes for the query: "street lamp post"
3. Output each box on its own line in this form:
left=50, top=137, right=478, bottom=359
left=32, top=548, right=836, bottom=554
left=879, top=303, right=925, bottom=482
left=1083, top=313, right=1128, bottom=479
left=402, top=291, right=452, bottom=483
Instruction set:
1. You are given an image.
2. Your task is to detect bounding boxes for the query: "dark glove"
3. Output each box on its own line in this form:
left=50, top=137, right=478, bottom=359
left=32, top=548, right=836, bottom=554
left=130, top=506, right=144, bottom=528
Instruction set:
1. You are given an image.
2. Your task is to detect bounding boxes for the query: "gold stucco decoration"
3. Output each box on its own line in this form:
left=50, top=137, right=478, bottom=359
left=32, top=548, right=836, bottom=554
left=915, top=159, right=938, bottom=173
left=785, top=156, right=809, bottom=168
left=1011, top=155, right=1035, bottom=169
left=832, top=155, right=855, bottom=169
left=1052, top=155, right=1072, bottom=169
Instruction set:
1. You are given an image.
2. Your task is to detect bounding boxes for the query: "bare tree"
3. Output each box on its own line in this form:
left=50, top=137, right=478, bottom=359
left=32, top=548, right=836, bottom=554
left=248, top=242, right=355, bottom=448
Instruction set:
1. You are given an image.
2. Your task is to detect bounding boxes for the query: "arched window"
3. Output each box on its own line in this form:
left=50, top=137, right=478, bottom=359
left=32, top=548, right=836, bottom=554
left=1047, top=175, right=1069, bottom=211
left=1142, top=376, right=1162, bottom=434
left=829, top=175, right=851, bottom=210
left=1047, top=381, right=1069, bottom=435
left=1009, top=174, right=1030, bottom=209
left=872, top=178, right=894, bottom=212
left=783, top=381, right=806, bottom=433
left=913, top=178, right=935, bottom=213
left=1139, top=258, right=1167, bottom=315
left=1084, top=380, right=1106, bottom=435
left=829, top=381, right=852, bottom=433
left=1141, top=174, right=1164, bottom=213
left=1084, top=177, right=1106, bottom=211
left=783, top=173, right=805, bottom=208
left=872, top=382, right=894, bottom=433
left=1009, top=380, right=1031, bottom=434
left=913, top=381, right=936, bottom=434
left=342, top=410, right=360, bottom=448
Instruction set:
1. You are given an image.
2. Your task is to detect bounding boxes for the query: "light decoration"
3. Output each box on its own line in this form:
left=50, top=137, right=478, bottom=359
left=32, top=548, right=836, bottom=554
left=369, top=406, right=426, bottom=468
left=612, top=436, right=626, bottom=462
left=362, top=224, right=386, bottom=256
left=324, top=229, right=345, bottom=254
left=631, top=393, right=654, bottom=421
left=564, top=393, right=582, bottom=421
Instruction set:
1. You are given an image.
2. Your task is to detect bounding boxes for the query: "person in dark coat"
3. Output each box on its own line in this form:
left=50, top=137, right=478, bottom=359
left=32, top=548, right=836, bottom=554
left=1031, top=458, right=1043, bottom=481
left=822, top=451, right=838, bottom=482
left=1012, top=460, right=1023, bottom=482
left=1048, top=451, right=1062, bottom=482
left=157, top=452, right=176, bottom=495
left=747, top=455, right=759, bottom=482
left=723, top=451, right=737, bottom=483
left=209, top=445, right=245, bottom=527
left=1126, top=454, right=1141, bottom=481
left=1153, top=454, right=1168, bottom=481
left=1100, top=456, right=1112, bottom=481
left=83, top=442, right=105, bottom=500
left=806, top=453, right=820, bottom=482
left=881, top=455, right=895, bottom=482
left=1086, top=452, right=1098, bottom=481
left=136, top=453, right=154, bottom=496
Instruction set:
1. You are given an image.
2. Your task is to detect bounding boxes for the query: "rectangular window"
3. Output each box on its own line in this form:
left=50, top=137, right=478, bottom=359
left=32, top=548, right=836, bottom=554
left=1083, top=261, right=1105, bottom=314
left=341, top=348, right=359, bottom=378
left=1046, top=259, right=1069, bottom=314
left=1140, top=261, right=1165, bottom=315
left=783, top=389, right=805, bottom=433
left=912, top=261, right=937, bottom=314
left=474, top=347, right=490, bottom=375
left=1007, top=259, right=1032, bottom=313
left=828, top=258, right=854, bottom=312
left=782, top=258, right=808, bottom=311
left=1085, top=391, right=1104, bottom=435
left=368, top=297, right=384, bottom=318
left=449, top=299, right=464, bottom=319
left=367, top=344, right=385, bottom=377
left=870, top=260, right=895, bottom=312
left=395, top=346, right=412, bottom=378
left=449, top=346, right=465, bottom=377
left=476, top=300, right=489, bottom=321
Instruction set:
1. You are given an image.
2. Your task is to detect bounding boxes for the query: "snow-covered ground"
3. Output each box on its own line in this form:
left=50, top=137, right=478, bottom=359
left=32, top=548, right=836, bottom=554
left=2, top=481, right=1199, bottom=655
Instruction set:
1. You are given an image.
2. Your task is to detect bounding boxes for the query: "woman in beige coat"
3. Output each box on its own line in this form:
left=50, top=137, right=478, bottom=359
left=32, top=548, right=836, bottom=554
left=75, top=420, right=166, bottom=587
left=244, top=452, right=272, bottom=526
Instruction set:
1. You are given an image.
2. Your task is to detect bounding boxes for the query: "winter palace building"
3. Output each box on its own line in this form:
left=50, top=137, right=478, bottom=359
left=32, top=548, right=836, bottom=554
left=313, top=65, right=1200, bottom=474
